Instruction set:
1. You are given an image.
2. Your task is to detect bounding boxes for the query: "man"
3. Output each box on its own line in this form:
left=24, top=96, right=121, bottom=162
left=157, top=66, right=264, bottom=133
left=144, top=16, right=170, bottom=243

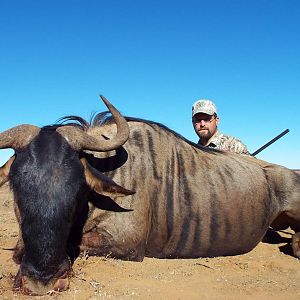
left=192, top=99, right=250, bottom=155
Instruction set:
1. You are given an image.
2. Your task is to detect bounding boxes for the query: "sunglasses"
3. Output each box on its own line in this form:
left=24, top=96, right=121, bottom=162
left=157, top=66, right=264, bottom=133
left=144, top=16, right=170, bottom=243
left=193, top=115, right=216, bottom=124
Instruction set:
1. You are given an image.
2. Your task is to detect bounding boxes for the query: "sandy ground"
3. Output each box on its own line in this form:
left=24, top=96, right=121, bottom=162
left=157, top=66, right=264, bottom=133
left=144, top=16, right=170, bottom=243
left=1, top=183, right=300, bottom=300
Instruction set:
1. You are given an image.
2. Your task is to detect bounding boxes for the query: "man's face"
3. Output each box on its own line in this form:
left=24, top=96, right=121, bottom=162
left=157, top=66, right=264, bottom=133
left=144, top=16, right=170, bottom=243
left=192, top=113, right=219, bottom=140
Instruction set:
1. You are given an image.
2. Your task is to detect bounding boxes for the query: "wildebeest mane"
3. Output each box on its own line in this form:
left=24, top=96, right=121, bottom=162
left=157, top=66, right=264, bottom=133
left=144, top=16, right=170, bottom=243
left=55, top=115, right=91, bottom=130
left=54, top=113, right=224, bottom=155
left=91, top=112, right=223, bottom=154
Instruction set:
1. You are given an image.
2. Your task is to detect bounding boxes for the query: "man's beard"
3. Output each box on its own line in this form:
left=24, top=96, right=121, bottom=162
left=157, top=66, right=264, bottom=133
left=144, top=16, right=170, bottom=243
left=197, top=128, right=211, bottom=139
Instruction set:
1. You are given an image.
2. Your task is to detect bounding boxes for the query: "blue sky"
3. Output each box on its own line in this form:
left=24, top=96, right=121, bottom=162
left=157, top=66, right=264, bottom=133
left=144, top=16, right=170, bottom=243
left=0, top=0, right=299, bottom=168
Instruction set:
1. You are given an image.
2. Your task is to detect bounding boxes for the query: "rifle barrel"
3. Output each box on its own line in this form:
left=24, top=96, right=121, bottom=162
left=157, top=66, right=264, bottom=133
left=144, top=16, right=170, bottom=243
left=251, top=129, right=290, bottom=156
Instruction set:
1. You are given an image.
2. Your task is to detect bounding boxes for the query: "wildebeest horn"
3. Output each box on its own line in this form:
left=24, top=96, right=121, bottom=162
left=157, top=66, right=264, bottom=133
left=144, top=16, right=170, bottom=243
left=57, top=95, right=129, bottom=151
left=0, top=124, right=40, bottom=150
left=0, top=155, right=15, bottom=187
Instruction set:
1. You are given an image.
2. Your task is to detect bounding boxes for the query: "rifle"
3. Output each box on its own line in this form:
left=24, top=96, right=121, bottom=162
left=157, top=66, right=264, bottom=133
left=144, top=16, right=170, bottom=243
left=251, top=129, right=290, bottom=156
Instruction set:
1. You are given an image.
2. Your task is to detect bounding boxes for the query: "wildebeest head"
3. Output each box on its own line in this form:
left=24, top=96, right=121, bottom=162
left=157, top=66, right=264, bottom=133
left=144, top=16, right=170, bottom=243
left=0, top=96, right=134, bottom=295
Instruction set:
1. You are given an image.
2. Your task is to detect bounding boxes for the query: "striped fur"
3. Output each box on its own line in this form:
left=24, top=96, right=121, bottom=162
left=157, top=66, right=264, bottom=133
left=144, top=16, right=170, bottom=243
left=82, top=117, right=300, bottom=260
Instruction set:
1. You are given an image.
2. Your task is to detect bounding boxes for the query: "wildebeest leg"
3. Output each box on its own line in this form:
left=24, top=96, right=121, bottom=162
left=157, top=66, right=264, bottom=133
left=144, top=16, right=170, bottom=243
left=81, top=200, right=149, bottom=261
left=13, top=269, right=22, bottom=291
left=282, top=216, right=300, bottom=258
left=289, top=221, right=300, bottom=258
left=285, top=198, right=300, bottom=258
left=292, top=232, right=300, bottom=258
left=81, top=228, right=146, bottom=261
left=271, top=210, right=300, bottom=258
left=270, top=167, right=300, bottom=258
left=13, top=235, right=24, bottom=264
left=12, top=201, right=24, bottom=264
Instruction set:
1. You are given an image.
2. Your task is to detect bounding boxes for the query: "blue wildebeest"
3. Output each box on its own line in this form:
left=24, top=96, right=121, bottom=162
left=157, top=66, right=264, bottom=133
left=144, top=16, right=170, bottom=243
left=0, top=96, right=299, bottom=295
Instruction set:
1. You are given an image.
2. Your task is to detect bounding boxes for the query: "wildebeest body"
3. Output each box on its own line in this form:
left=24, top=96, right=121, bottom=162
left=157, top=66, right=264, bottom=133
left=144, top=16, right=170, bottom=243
left=81, top=118, right=300, bottom=260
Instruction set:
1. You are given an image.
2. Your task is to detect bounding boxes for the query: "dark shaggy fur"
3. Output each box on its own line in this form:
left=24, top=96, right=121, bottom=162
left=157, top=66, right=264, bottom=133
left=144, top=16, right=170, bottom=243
left=9, top=126, right=87, bottom=282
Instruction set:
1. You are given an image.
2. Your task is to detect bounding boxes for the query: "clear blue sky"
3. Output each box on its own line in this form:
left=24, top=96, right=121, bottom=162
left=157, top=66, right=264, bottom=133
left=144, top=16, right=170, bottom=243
left=0, top=0, right=299, bottom=168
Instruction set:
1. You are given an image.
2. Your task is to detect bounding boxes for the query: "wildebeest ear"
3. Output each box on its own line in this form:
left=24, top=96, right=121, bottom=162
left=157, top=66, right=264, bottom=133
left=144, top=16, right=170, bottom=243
left=0, top=155, right=15, bottom=187
left=80, top=158, right=135, bottom=198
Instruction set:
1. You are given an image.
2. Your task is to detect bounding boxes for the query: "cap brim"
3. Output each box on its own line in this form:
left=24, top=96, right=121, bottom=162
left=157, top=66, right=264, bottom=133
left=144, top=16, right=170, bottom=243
left=192, top=109, right=215, bottom=116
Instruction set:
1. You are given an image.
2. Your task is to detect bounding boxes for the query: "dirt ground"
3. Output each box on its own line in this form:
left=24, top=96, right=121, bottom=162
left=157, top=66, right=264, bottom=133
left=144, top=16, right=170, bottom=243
left=1, top=184, right=300, bottom=300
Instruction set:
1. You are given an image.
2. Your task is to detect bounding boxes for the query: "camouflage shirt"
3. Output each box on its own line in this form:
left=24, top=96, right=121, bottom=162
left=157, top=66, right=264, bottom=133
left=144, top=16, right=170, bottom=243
left=198, top=130, right=250, bottom=155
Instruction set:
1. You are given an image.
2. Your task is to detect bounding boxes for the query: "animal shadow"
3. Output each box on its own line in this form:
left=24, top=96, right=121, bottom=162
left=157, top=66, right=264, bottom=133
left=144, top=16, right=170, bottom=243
left=262, top=228, right=293, bottom=256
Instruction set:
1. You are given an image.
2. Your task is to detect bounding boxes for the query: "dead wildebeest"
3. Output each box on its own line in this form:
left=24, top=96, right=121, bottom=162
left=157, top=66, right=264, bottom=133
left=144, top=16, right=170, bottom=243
left=0, top=96, right=300, bottom=295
